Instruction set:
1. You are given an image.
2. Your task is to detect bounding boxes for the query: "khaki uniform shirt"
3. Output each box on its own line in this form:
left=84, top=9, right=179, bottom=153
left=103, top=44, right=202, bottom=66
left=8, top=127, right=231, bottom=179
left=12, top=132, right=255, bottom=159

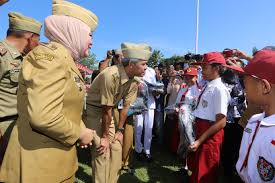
left=0, top=40, right=23, bottom=118
left=0, top=42, right=86, bottom=183
left=87, top=65, right=138, bottom=108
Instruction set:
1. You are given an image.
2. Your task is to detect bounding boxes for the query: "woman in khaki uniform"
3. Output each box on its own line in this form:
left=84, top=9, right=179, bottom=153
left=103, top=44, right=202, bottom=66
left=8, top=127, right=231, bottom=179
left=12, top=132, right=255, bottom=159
left=0, top=1, right=98, bottom=182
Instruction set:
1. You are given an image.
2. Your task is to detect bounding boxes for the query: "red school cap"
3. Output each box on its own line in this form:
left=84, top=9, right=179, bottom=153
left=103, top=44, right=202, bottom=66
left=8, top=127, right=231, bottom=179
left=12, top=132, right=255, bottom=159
left=193, top=52, right=226, bottom=65
left=192, top=52, right=244, bottom=72
left=243, top=48, right=275, bottom=84
left=182, top=67, right=198, bottom=76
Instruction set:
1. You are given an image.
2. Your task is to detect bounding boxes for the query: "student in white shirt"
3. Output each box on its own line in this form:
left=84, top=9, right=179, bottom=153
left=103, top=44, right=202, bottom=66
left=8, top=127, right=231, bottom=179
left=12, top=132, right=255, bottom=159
left=236, top=47, right=275, bottom=183
left=175, top=67, right=200, bottom=172
left=187, top=52, right=231, bottom=183
left=175, top=67, right=201, bottom=109
left=135, top=67, right=158, bottom=161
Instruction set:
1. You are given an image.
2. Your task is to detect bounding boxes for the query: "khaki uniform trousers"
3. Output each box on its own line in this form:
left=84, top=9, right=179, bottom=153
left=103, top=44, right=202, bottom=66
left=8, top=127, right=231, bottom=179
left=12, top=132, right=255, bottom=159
left=113, top=110, right=134, bottom=168
left=0, top=119, right=16, bottom=165
left=87, top=105, right=122, bottom=183
left=122, top=117, right=134, bottom=168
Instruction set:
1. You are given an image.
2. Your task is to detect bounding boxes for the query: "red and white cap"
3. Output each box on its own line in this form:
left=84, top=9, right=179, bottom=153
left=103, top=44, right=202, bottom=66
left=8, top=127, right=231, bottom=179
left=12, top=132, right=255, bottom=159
left=182, top=67, right=198, bottom=76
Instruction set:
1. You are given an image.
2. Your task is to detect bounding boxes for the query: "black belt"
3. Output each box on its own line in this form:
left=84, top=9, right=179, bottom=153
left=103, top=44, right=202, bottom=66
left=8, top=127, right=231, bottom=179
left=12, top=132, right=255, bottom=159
left=0, top=115, right=18, bottom=122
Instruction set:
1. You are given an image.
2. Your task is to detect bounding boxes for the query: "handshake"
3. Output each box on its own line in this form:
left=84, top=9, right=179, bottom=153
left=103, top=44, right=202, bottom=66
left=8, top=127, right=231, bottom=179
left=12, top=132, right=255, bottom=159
left=78, top=128, right=100, bottom=148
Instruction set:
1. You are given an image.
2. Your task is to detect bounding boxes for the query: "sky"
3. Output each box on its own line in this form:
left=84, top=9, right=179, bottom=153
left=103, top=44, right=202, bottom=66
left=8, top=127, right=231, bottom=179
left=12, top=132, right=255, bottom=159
left=1, top=0, right=275, bottom=61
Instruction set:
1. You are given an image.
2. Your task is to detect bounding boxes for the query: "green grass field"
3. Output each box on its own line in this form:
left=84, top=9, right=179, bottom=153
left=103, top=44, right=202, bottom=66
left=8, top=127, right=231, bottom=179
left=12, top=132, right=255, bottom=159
left=75, top=143, right=182, bottom=183
left=75, top=143, right=243, bottom=183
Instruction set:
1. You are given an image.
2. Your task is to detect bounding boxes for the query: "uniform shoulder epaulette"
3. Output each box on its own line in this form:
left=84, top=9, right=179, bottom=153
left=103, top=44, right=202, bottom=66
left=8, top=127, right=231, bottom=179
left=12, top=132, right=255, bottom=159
left=0, top=44, right=7, bottom=56
left=133, top=76, right=142, bottom=83
left=32, top=43, right=57, bottom=62
left=39, top=42, right=58, bottom=51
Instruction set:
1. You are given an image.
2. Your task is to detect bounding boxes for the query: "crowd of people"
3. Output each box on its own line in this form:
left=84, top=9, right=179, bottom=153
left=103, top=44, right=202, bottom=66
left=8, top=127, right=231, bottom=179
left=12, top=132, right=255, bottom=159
left=0, top=1, right=275, bottom=183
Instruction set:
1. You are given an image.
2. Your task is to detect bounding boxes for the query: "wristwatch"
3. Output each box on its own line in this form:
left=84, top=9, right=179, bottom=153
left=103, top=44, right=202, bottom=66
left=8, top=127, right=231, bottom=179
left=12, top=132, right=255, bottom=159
left=116, top=127, right=125, bottom=133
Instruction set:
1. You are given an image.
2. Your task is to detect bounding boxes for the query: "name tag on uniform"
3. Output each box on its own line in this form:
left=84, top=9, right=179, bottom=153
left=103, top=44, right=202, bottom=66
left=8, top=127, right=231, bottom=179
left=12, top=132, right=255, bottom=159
left=244, top=127, right=252, bottom=134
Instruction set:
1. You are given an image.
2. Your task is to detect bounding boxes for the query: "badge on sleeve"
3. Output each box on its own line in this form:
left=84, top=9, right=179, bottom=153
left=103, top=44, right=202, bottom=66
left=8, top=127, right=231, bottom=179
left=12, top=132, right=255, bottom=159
left=202, top=99, right=208, bottom=108
left=257, top=156, right=275, bottom=182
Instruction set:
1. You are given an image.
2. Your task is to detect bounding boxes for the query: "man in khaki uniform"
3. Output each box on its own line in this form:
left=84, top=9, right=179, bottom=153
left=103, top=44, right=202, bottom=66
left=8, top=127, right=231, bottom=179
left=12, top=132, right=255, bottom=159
left=0, top=12, right=42, bottom=165
left=104, top=50, right=136, bottom=173
left=86, top=42, right=152, bottom=183
left=0, top=1, right=98, bottom=182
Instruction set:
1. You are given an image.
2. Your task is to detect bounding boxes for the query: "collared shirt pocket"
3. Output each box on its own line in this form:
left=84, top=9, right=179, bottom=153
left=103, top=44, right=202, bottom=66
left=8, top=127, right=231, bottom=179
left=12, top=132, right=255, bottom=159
left=9, top=67, right=21, bottom=84
left=7, top=61, right=21, bottom=83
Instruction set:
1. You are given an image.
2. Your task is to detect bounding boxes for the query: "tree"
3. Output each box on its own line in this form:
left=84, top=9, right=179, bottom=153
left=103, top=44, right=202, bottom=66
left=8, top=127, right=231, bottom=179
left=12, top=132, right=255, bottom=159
left=147, top=50, right=164, bottom=68
left=161, top=55, right=185, bottom=66
left=252, top=47, right=258, bottom=56
left=80, top=53, right=98, bottom=70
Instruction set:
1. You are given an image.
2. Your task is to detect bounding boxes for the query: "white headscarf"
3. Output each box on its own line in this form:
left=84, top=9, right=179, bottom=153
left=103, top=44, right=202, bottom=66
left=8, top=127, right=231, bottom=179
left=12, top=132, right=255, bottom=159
left=44, top=15, right=91, bottom=61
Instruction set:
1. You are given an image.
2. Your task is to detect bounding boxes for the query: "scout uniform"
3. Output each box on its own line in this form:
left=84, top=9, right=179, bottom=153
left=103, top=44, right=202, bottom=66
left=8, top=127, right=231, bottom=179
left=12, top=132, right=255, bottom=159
left=0, top=1, right=98, bottom=182
left=236, top=49, right=275, bottom=183
left=86, top=42, right=151, bottom=183
left=0, top=12, right=42, bottom=164
left=188, top=52, right=231, bottom=183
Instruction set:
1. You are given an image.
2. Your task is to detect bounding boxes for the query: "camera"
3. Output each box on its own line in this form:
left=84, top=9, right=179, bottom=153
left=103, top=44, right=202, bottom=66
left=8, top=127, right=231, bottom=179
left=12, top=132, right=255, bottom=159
left=184, top=53, right=203, bottom=62
left=111, top=49, right=116, bottom=56
left=223, top=49, right=237, bottom=58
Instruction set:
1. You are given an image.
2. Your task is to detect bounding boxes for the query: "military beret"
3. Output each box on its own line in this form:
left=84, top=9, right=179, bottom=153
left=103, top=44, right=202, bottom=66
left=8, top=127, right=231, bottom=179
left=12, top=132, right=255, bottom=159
left=121, top=42, right=152, bottom=61
left=52, top=0, right=98, bottom=32
left=8, top=12, right=42, bottom=35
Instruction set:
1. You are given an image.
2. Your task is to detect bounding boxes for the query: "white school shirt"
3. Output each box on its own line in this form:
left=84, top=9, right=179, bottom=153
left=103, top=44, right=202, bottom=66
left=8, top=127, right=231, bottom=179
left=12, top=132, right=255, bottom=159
left=236, top=113, right=275, bottom=183
left=175, top=84, right=201, bottom=106
left=143, top=67, right=156, bottom=109
left=193, top=77, right=230, bottom=122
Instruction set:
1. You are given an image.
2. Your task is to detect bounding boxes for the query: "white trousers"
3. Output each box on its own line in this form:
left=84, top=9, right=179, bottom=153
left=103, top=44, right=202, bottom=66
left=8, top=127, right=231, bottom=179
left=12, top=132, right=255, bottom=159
left=134, top=109, right=155, bottom=155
